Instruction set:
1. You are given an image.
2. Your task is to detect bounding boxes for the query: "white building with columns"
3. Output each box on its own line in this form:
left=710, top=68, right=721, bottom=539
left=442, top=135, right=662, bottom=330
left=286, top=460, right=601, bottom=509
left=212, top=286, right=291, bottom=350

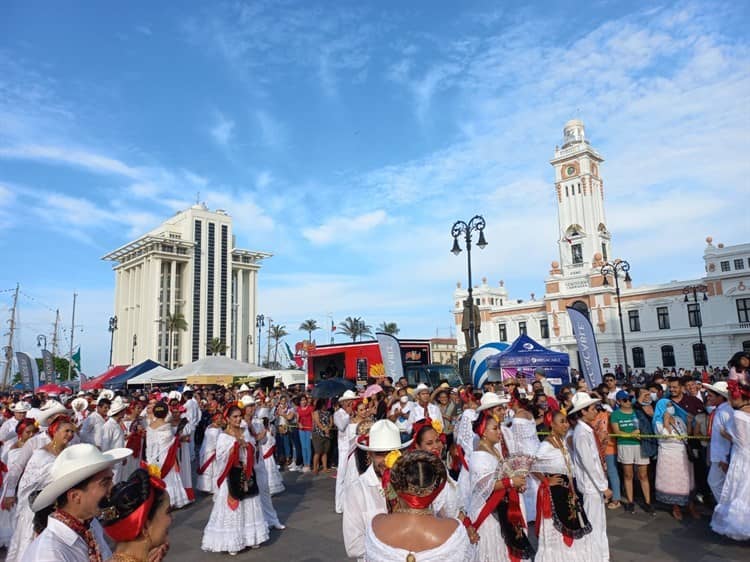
left=454, top=120, right=750, bottom=372
left=103, top=204, right=271, bottom=367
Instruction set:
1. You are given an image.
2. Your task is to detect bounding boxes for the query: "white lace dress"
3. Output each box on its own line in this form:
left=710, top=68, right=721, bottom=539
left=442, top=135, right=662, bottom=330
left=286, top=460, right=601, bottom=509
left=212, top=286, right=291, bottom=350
left=196, top=426, right=220, bottom=494
left=0, top=439, right=19, bottom=548
left=506, top=417, right=540, bottom=522
left=711, top=410, right=750, bottom=540
left=532, top=441, right=595, bottom=562
left=146, top=424, right=189, bottom=509
left=201, top=433, right=269, bottom=553
left=262, top=432, right=285, bottom=495
left=455, top=409, right=478, bottom=510
left=5, top=449, right=55, bottom=562
left=364, top=518, right=474, bottom=562
left=433, top=475, right=462, bottom=519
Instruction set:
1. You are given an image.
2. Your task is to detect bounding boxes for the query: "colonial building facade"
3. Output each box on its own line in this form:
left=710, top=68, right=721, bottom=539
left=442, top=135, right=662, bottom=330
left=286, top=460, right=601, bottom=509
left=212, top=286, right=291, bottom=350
left=454, top=120, right=750, bottom=372
left=103, top=204, right=271, bottom=367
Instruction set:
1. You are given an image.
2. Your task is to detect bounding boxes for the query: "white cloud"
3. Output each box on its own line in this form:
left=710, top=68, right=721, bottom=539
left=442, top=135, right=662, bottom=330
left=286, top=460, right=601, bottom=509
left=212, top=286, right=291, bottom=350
left=255, top=111, right=286, bottom=149
left=302, top=210, right=388, bottom=245
left=210, top=112, right=235, bottom=146
left=0, top=145, right=140, bottom=178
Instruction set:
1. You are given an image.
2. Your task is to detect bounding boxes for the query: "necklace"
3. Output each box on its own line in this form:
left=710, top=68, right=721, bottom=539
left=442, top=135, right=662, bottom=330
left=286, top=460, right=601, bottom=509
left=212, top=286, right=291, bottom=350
left=393, top=506, right=433, bottom=516
left=478, top=439, right=501, bottom=460
left=110, top=553, right=146, bottom=562
left=549, top=435, right=574, bottom=478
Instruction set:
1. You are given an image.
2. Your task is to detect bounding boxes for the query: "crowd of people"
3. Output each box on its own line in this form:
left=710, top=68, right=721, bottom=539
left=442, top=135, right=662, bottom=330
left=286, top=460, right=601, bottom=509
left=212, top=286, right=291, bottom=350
left=0, top=351, right=746, bottom=561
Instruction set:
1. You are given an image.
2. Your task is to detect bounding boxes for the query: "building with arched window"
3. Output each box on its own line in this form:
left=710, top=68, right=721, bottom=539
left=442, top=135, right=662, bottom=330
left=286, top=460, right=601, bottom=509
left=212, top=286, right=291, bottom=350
left=453, top=120, right=750, bottom=372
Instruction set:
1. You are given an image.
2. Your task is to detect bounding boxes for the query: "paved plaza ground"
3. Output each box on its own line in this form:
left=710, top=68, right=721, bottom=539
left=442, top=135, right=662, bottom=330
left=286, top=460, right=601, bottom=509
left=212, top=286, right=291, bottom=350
left=167, top=470, right=749, bottom=562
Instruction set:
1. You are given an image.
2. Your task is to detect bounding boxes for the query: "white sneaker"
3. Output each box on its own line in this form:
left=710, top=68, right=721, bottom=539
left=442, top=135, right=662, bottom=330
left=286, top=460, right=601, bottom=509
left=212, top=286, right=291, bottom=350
left=289, top=464, right=300, bottom=472
left=302, top=466, right=311, bottom=473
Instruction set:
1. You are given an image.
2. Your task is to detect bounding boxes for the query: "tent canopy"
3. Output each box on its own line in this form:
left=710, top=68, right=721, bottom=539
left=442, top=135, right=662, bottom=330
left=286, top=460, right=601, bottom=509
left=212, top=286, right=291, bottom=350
left=486, top=334, right=570, bottom=369
left=127, top=366, right=171, bottom=386
left=81, top=365, right=129, bottom=390
left=154, top=356, right=269, bottom=384
left=104, top=360, right=162, bottom=389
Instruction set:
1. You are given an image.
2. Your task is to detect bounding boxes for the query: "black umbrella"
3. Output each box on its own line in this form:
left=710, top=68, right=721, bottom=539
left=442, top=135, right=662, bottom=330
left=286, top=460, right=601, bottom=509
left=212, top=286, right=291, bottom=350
left=312, top=377, right=356, bottom=399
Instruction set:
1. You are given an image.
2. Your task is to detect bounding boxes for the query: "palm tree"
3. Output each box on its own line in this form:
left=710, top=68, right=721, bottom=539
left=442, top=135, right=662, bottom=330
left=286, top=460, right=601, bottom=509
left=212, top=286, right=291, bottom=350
left=377, top=321, right=400, bottom=335
left=164, top=310, right=188, bottom=369
left=338, top=316, right=373, bottom=342
left=270, top=324, right=289, bottom=365
left=207, top=337, right=227, bottom=356
left=299, top=319, right=319, bottom=343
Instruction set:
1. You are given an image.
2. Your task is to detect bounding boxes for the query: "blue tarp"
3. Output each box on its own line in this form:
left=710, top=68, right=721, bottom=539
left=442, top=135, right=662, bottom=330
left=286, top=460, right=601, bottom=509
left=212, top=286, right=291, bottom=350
left=104, top=359, right=162, bottom=389
left=487, top=334, right=570, bottom=369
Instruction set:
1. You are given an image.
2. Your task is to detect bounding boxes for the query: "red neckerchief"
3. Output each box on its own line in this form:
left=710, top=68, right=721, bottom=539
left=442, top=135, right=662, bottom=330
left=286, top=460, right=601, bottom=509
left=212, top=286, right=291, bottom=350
left=51, top=510, right=103, bottom=562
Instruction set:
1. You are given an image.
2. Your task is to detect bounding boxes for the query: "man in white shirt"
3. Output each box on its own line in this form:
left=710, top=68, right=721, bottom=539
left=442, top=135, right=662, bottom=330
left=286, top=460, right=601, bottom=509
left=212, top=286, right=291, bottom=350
left=603, top=373, right=621, bottom=408
left=342, top=420, right=411, bottom=561
left=182, top=386, right=201, bottom=462
left=23, top=443, right=130, bottom=562
left=571, top=392, right=612, bottom=562
left=79, top=398, right=110, bottom=449
left=406, top=383, right=443, bottom=434
left=703, top=382, right=734, bottom=500
left=334, top=390, right=355, bottom=514
left=0, top=402, right=30, bottom=444
left=100, top=398, right=128, bottom=483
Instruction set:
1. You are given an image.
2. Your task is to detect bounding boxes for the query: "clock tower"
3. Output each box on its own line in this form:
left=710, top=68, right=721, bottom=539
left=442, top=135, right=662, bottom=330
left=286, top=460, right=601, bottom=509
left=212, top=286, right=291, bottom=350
left=550, top=119, right=610, bottom=274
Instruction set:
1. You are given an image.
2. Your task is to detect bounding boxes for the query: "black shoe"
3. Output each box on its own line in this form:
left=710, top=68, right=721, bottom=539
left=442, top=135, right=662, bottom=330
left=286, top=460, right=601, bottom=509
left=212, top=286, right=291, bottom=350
left=643, top=503, right=655, bottom=516
left=625, top=502, right=635, bottom=513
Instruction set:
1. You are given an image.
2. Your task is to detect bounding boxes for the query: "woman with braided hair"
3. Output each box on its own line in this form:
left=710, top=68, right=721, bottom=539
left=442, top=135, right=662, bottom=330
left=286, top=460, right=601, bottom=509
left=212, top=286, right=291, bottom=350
left=201, top=405, right=268, bottom=555
left=364, top=450, right=473, bottom=562
left=6, top=413, right=76, bottom=562
left=146, top=402, right=190, bottom=510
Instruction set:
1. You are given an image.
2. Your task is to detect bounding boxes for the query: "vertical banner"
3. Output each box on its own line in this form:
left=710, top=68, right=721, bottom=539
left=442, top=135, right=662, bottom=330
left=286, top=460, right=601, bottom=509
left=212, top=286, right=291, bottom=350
left=42, top=349, right=55, bottom=384
left=16, top=351, right=40, bottom=390
left=566, top=307, right=604, bottom=388
left=376, top=332, right=404, bottom=382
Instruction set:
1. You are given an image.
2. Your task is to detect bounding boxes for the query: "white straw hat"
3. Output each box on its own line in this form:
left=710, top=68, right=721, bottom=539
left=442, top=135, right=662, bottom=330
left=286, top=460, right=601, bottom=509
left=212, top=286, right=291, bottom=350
left=99, top=389, right=115, bottom=402
left=11, top=402, right=31, bottom=413
left=167, top=390, right=182, bottom=402
left=108, top=398, right=129, bottom=416
left=240, top=395, right=256, bottom=407
left=568, top=392, right=601, bottom=415
left=357, top=419, right=412, bottom=451
left=415, top=383, right=430, bottom=393
left=36, top=402, right=73, bottom=426
left=32, top=444, right=132, bottom=512
left=239, top=383, right=250, bottom=392
left=339, top=390, right=357, bottom=401
left=702, top=381, right=729, bottom=399
left=476, top=392, right=510, bottom=413
left=71, top=398, right=89, bottom=413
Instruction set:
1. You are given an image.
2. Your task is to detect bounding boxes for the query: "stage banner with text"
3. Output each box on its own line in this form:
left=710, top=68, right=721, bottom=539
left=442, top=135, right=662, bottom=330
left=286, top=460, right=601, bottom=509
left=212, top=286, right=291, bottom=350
left=42, top=349, right=56, bottom=384
left=16, top=351, right=40, bottom=390
left=566, top=307, right=603, bottom=388
left=376, top=332, right=404, bottom=382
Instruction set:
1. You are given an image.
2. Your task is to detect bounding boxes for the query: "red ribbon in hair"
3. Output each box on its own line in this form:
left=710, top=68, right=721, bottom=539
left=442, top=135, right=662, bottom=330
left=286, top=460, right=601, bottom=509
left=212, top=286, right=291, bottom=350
left=104, top=476, right=166, bottom=542
left=474, top=412, right=490, bottom=438
left=47, top=415, right=72, bottom=438
left=396, top=478, right=446, bottom=510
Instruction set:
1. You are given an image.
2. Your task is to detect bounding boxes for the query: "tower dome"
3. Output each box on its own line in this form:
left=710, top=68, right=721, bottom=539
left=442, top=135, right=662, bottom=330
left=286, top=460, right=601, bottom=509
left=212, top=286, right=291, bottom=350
left=562, top=119, right=586, bottom=148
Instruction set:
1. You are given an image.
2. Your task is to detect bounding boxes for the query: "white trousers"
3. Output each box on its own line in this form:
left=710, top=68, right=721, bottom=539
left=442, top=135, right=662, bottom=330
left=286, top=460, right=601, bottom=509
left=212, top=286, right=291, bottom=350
left=582, top=492, right=609, bottom=562
left=708, top=462, right=726, bottom=501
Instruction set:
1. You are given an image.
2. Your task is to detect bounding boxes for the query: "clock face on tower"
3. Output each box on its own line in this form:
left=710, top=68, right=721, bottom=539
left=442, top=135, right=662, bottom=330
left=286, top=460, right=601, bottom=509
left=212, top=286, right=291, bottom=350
left=566, top=165, right=576, bottom=177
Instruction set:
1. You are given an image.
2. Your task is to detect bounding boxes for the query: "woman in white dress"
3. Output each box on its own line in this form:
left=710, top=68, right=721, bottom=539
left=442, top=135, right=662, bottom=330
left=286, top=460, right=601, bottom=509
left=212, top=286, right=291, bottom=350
left=506, top=393, right=541, bottom=523
left=532, top=411, right=594, bottom=562
left=469, top=413, right=533, bottom=562
left=365, top=450, right=473, bottom=562
left=5, top=415, right=75, bottom=562
left=711, top=379, right=750, bottom=540
left=201, top=405, right=269, bottom=554
left=260, top=418, right=285, bottom=496
left=652, top=398, right=694, bottom=520
left=146, top=402, right=190, bottom=509
left=196, top=413, right=222, bottom=494
left=412, top=419, right=462, bottom=519
left=123, top=401, right=146, bottom=480
left=344, top=401, right=373, bottom=492
left=0, top=419, right=37, bottom=549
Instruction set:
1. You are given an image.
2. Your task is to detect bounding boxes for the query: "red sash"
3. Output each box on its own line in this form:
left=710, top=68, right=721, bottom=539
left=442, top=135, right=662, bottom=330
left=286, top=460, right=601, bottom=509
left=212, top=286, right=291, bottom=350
left=216, top=441, right=255, bottom=489
left=197, top=452, right=216, bottom=475
left=451, top=445, right=469, bottom=473
left=263, top=445, right=276, bottom=460
left=536, top=479, right=574, bottom=547
left=472, top=477, right=525, bottom=530
left=160, top=435, right=182, bottom=478
left=126, top=432, right=143, bottom=459
left=0, top=460, right=6, bottom=489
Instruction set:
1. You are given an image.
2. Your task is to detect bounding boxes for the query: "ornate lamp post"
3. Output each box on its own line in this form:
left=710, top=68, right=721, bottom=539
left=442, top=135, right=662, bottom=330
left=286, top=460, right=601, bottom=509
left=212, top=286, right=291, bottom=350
left=451, top=215, right=488, bottom=358
left=601, top=259, right=632, bottom=376
left=683, top=284, right=709, bottom=369
left=255, top=314, right=265, bottom=366
left=108, top=316, right=118, bottom=367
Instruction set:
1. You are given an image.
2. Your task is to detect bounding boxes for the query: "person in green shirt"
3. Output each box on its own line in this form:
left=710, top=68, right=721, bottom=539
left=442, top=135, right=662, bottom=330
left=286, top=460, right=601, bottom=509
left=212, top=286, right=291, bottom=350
left=611, top=390, right=653, bottom=514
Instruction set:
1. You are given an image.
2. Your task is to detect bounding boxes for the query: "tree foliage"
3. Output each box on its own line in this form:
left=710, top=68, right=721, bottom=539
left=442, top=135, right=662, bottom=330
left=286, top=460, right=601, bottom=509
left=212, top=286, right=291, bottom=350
left=337, top=316, right=373, bottom=342
left=207, top=337, right=227, bottom=356
left=377, top=321, right=400, bottom=335
left=298, top=319, right=319, bottom=342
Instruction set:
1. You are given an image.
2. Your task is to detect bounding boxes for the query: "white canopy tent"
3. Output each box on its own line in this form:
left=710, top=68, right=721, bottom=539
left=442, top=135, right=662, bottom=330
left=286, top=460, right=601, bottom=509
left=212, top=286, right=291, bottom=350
left=148, top=356, right=270, bottom=384
left=127, top=365, right=171, bottom=386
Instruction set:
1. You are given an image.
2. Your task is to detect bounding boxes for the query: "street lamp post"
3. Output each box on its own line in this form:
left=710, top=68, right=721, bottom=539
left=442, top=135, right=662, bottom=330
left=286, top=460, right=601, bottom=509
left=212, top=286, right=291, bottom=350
left=255, top=314, right=265, bottom=366
left=451, top=215, right=488, bottom=358
left=601, top=259, right=632, bottom=377
left=683, top=284, right=709, bottom=369
left=131, top=334, right=137, bottom=365
left=108, top=316, right=118, bottom=367
left=37, top=335, right=48, bottom=384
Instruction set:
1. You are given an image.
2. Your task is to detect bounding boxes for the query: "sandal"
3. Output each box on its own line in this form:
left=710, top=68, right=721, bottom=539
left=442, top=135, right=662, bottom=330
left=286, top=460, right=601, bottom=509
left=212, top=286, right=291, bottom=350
left=607, top=501, right=621, bottom=510
left=672, top=505, right=683, bottom=521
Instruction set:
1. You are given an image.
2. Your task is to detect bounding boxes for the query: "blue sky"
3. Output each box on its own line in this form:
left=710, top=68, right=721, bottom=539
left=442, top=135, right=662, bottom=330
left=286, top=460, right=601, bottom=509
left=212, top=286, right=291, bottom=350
left=1, top=0, right=748, bottom=375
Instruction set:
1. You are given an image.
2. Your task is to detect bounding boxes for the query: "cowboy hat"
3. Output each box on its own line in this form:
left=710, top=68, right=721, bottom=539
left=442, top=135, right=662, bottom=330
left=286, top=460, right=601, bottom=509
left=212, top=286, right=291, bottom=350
left=167, top=390, right=182, bottom=402
left=182, top=385, right=193, bottom=392
left=99, top=389, right=115, bottom=402
left=11, top=402, right=31, bottom=413
left=108, top=398, right=129, bottom=417
left=71, top=398, right=88, bottom=413
left=415, top=383, right=430, bottom=393
left=36, top=402, right=73, bottom=426
left=239, top=395, right=256, bottom=407
left=357, top=419, right=412, bottom=451
left=339, top=390, right=357, bottom=401
left=238, top=383, right=250, bottom=392
left=568, top=392, right=600, bottom=415
left=476, top=392, right=510, bottom=413
left=702, top=381, right=729, bottom=399
left=32, top=444, right=132, bottom=512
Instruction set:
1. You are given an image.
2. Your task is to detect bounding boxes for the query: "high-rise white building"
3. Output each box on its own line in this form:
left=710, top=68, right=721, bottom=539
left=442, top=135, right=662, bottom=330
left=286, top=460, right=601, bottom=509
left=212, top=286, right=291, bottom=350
left=454, top=120, right=750, bottom=372
left=103, top=204, right=271, bottom=367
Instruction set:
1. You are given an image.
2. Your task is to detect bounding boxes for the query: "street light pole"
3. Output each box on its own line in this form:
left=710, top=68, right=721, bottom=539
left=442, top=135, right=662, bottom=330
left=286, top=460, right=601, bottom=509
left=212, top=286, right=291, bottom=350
left=108, top=316, right=118, bottom=367
left=255, top=314, right=265, bottom=366
left=37, top=335, right=48, bottom=384
left=601, top=259, right=632, bottom=377
left=451, top=215, right=488, bottom=359
left=131, top=334, right=137, bottom=365
left=683, top=284, right=709, bottom=369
